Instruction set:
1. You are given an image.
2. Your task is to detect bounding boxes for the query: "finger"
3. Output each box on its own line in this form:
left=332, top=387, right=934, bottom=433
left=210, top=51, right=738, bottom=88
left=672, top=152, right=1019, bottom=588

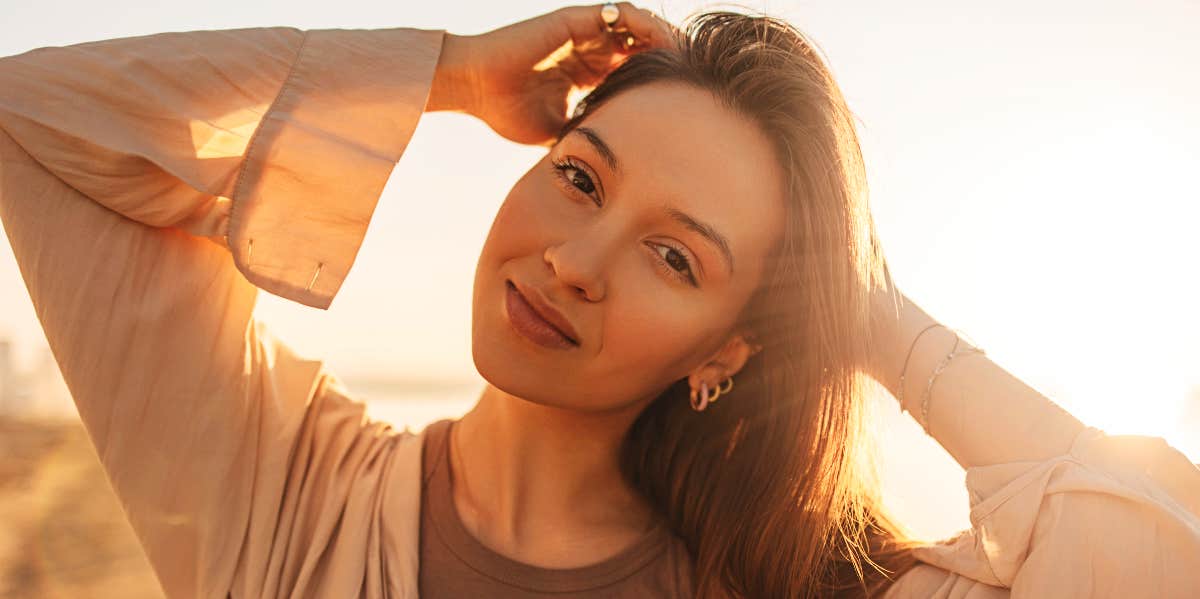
left=552, top=5, right=627, bottom=84
left=557, top=3, right=676, bottom=53
left=613, top=3, right=677, bottom=51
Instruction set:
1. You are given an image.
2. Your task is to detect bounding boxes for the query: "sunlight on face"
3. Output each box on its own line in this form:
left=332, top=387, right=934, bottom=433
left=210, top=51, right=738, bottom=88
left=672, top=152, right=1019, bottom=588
left=470, top=82, right=786, bottom=412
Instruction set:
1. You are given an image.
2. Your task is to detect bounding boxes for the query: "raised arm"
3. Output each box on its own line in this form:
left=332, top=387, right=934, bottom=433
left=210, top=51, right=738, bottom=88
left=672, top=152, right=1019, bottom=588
left=0, top=26, right=445, bottom=307
left=0, top=25, right=446, bottom=596
left=868, top=291, right=1085, bottom=469
left=869, top=288, right=1200, bottom=596
left=0, top=7, right=674, bottom=597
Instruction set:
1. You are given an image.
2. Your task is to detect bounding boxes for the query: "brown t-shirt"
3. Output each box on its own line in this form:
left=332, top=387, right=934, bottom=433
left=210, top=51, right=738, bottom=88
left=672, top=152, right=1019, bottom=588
left=417, top=418, right=695, bottom=597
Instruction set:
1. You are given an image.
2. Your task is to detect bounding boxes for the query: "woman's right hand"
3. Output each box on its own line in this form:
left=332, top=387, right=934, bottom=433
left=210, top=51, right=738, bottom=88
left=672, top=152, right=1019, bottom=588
left=427, top=3, right=676, bottom=146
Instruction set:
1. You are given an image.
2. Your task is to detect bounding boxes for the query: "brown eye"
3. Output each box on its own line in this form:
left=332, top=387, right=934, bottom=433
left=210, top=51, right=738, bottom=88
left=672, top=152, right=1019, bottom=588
left=652, top=243, right=698, bottom=286
left=550, top=157, right=601, bottom=205
left=660, top=246, right=689, bottom=272
left=566, top=167, right=595, bottom=195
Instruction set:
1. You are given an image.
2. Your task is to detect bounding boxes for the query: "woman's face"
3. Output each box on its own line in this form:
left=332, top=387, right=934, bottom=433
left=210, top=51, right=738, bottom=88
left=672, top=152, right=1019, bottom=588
left=472, top=81, right=787, bottom=412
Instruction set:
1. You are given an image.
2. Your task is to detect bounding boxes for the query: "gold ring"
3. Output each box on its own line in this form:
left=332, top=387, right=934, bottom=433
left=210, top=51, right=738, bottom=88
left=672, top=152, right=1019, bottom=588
left=600, top=3, right=619, bottom=30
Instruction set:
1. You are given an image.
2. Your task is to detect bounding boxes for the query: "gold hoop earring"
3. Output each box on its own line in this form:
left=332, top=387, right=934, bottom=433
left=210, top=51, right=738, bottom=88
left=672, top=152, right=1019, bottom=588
left=689, top=376, right=734, bottom=412
left=709, top=375, right=734, bottom=403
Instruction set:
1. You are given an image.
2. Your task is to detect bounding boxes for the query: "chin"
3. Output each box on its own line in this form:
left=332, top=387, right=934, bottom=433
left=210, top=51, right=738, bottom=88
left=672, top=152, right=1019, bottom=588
left=470, top=276, right=558, bottom=409
left=472, top=359, right=565, bottom=411
left=470, top=326, right=566, bottom=410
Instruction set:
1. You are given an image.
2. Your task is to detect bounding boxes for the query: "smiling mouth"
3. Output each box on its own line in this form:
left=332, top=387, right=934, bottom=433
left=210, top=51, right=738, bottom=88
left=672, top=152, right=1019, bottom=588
left=505, top=280, right=579, bottom=350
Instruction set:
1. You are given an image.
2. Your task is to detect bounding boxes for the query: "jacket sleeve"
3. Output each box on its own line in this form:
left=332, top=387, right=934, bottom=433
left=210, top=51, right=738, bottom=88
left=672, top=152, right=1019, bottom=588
left=0, top=26, right=443, bottom=597
left=0, top=26, right=443, bottom=308
left=883, top=427, right=1200, bottom=598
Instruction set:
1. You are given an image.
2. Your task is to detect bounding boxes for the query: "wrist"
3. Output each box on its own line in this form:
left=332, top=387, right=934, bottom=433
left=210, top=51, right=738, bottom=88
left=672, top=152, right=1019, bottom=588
left=868, top=292, right=937, bottom=398
left=427, top=33, right=480, bottom=115
left=872, top=296, right=981, bottom=422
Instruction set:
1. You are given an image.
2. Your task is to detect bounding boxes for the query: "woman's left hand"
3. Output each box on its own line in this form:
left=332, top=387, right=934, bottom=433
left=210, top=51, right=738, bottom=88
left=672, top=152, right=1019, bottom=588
left=427, top=3, right=676, bottom=146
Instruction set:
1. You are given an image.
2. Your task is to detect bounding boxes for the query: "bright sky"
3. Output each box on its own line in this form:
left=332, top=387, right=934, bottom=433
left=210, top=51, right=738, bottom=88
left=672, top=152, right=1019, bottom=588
left=2, top=0, right=1198, bottom=540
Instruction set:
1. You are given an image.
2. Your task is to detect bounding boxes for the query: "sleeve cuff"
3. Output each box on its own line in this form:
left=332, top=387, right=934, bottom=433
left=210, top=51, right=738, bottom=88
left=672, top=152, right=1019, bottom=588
left=911, top=426, right=1200, bottom=589
left=228, top=27, right=446, bottom=309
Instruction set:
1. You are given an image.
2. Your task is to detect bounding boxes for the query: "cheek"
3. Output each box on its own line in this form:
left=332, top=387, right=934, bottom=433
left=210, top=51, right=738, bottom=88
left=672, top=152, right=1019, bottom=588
left=483, top=167, right=579, bottom=260
left=599, top=289, right=714, bottom=380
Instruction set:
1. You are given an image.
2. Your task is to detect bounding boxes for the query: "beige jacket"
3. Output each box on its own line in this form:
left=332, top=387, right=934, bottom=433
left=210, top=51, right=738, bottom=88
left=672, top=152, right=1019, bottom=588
left=1, top=25, right=1197, bottom=599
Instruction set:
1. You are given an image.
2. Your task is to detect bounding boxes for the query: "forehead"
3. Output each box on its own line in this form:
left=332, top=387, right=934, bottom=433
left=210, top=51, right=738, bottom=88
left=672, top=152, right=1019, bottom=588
left=571, top=81, right=786, bottom=280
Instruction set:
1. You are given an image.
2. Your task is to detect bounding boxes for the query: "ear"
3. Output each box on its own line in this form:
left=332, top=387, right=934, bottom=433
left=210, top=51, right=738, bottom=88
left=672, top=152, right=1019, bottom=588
left=686, top=331, right=763, bottom=390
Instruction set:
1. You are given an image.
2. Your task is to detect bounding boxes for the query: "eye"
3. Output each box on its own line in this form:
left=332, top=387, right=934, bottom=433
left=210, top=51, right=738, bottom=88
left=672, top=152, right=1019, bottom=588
left=651, top=242, right=699, bottom=287
left=550, top=157, right=600, bottom=205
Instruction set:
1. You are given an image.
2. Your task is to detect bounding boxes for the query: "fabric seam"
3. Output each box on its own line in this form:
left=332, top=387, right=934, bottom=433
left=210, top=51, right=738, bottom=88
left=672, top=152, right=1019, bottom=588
left=226, top=27, right=311, bottom=276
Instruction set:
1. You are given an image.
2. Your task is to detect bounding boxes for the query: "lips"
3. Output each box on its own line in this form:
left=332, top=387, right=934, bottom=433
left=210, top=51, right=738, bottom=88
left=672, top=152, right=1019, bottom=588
left=506, top=280, right=580, bottom=346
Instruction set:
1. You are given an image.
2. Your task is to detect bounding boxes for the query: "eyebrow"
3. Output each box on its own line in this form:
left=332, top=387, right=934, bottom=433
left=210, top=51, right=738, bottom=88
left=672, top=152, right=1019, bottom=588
left=571, top=126, right=735, bottom=276
left=574, top=127, right=621, bottom=175
left=664, top=207, right=735, bottom=275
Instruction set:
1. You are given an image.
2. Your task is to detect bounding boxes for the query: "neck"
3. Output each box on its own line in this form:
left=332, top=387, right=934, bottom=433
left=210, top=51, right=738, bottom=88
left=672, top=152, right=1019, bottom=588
left=449, top=383, right=660, bottom=567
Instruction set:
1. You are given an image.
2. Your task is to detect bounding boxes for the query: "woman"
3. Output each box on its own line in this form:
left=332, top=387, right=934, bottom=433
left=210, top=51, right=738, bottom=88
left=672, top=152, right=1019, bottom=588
left=0, top=3, right=1196, bottom=597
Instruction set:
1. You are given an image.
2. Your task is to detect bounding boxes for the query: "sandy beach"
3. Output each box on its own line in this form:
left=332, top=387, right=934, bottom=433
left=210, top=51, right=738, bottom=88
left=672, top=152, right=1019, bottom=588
left=0, top=389, right=474, bottom=598
left=0, top=417, right=161, bottom=598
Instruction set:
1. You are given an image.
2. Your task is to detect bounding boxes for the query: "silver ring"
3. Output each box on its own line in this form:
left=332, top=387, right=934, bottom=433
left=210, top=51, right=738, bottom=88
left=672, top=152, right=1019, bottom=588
left=600, top=3, right=620, bottom=30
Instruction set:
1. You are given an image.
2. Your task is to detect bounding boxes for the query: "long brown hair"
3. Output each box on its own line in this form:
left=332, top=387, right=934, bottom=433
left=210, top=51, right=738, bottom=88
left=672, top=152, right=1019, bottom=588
left=558, top=11, right=922, bottom=598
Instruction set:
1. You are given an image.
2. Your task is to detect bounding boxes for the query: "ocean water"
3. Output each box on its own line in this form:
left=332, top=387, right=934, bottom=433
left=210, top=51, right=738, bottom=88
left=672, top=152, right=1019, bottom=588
left=350, top=378, right=481, bottom=432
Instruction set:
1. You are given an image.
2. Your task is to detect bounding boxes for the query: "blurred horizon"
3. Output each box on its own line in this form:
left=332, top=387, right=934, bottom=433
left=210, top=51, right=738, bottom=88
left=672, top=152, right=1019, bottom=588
left=1, top=0, right=1198, bottom=590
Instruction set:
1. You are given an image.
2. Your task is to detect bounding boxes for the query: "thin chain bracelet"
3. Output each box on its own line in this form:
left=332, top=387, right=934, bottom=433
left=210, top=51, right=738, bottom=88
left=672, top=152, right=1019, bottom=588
left=896, top=323, right=947, bottom=415
left=920, top=339, right=986, bottom=434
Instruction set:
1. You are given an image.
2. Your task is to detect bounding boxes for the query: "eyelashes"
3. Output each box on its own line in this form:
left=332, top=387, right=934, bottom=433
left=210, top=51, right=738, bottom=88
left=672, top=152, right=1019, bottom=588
left=550, top=156, right=600, bottom=206
left=650, top=240, right=699, bottom=286
left=548, top=156, right=699, bottom=287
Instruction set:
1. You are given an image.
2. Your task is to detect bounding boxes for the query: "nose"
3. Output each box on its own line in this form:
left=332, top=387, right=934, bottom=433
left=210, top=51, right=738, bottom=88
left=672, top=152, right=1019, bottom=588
left=543, top=234, right=609, bottom=302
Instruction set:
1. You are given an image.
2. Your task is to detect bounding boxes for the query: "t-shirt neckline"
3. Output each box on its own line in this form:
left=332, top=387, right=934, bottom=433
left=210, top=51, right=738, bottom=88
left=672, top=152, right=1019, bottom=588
left=422, top=418, right=673, bottom=593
